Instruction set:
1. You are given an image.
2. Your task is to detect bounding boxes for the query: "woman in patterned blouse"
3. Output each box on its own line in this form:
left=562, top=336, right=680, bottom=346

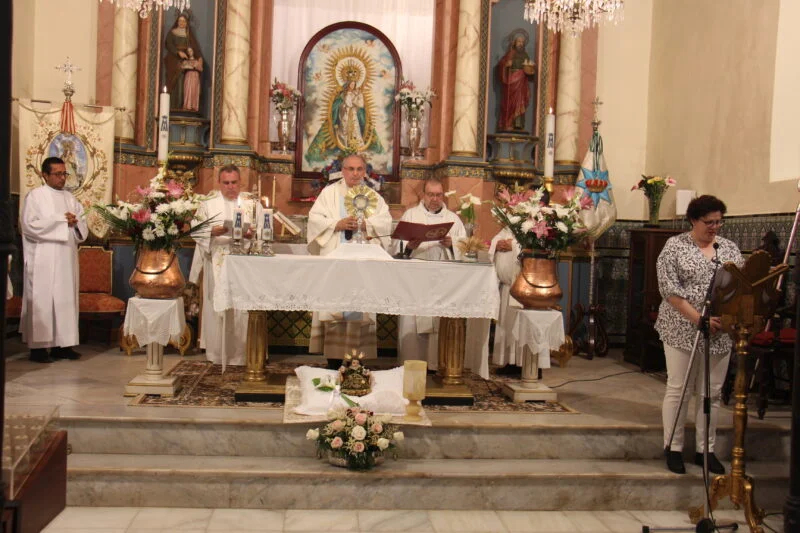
left=655, top=195, right=743, bottom=475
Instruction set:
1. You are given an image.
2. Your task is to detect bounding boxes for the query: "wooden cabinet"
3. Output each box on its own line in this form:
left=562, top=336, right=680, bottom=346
left=625, top=228, right=682, bottom=371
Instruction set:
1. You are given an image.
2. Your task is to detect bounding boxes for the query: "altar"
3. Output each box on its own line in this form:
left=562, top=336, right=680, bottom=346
left=213, top=253, right=501, bottom=403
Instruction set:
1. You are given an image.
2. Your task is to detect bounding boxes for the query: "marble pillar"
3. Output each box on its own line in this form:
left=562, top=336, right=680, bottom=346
left=555, top=33, right=582, bottom=165
left=451, top=0, right=481, bottom=157
left=221, top=0, right=252, bottom=145
left=111, top=7, right=139, bottom=143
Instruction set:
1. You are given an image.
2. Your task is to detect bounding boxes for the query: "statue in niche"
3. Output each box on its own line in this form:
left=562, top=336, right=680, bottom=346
left=496, top=30, right=535, bottom=132
left=164, top=12, right=204, bottom=112
left=181, top=48, right=203, bottom=111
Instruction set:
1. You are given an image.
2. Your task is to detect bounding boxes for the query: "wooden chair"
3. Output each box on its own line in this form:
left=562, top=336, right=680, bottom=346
left=78, top=246, right=126, bottom=343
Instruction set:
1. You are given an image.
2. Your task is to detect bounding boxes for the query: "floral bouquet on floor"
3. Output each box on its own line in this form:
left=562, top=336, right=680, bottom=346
left=270, top=79, right=301, bottom=111
left=492, top=186, right=592, bottom=254
left=307, top=406, right=404, bottom=470
left=90, top=166, right=212, bottom=252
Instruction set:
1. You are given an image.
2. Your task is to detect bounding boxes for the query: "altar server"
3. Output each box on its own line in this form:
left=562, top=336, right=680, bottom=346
left=306, top=153, right=392, bottom=358
left=488, top=226, right=521, bottom=369
left=20, top=157, right=88, bottom=363
left=391, top=178, right=466, bottom=369
left=192, top=164, right=253, bottom=369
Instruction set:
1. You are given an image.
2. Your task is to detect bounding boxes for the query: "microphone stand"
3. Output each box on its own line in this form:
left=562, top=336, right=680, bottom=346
left=643, top=243, right=737, bottom=533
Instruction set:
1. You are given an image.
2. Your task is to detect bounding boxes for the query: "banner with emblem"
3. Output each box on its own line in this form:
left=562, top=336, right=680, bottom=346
left=17, top=99, right=115, bottom=237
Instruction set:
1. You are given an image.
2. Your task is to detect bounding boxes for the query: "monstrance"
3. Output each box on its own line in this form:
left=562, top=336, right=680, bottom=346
left=344, top=184, right=378, bottom=244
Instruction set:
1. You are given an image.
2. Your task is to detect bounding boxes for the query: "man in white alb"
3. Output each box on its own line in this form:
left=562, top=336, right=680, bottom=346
left=306, top=153, right=392, bottom=359
left=391, top=177, right=466, bottom=370
left=20, top=157, right=88, bottom=363
left=192, top=164, right=253, bottom=369
left=489, top=226, right=522, bottom=371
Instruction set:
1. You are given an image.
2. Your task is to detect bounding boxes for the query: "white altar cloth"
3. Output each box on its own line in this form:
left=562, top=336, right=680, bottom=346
left=123, top=297, right=186, bottom=347
left=505, top=308, right=565, bottom=370
left=213, top=255, right=500, bottom=319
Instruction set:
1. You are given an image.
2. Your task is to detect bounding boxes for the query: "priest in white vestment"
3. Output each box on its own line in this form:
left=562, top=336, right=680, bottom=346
left=192, top=164, right=253, bottom=369
left=306, top=154, right=392, bottom=358
left=391, top=178, right=466, bottom=370
left=489, top=226, right=523, bottom=369
left=20, top=157, right=88, bottom=363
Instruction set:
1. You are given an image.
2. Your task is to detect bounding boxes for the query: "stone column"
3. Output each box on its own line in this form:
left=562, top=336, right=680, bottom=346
left=450, top=0, right=481, bottom=157
left=555, top=33, right=582, bottom=165
left=221, top=0, right=252, bottom=145
left=111, top=7, right=139, bottom=143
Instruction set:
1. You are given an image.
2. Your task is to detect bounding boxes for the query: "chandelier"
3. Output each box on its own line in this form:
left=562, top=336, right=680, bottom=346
left=524, top=0, right=624, bottom=34
left=99, top=0, right=191, bottom=18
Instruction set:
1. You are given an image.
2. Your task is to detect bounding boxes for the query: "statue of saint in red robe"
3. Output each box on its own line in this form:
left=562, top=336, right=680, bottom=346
left=497, top=35, right=534, bottom=132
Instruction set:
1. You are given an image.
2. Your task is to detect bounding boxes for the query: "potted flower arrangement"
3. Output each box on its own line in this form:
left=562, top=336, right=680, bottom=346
left=631, top=174, right=676, bottom=226
left=307, top=406, right=404, bottom=470
left=91, top=167, right=212, bottom=299
left=270, top=79, right=301, bottom=153
left=395, top=79, right=435, bottom=159
left=491, top=186, right=592, bottom=308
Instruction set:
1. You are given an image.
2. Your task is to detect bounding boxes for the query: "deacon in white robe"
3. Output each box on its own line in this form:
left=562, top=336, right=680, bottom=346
left=306, top=154, right=392, bottom=357
left=20, top=157, right=88, bottom=362
left=390, top=178, right=466, bottom=370
left=192, top=165, right=253, bottom=369
left=489, top=227, right=523, bottom=366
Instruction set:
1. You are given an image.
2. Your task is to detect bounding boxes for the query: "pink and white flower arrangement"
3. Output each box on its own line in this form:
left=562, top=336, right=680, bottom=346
left=270, top=79, right=301, bottom=111
left=492, top=186, right=591, bottom=253
left=307, top=406, right=403, bottom=470
left=394, top=79, right=436, bottom=117
left=91, top=167, right=211, bottom=252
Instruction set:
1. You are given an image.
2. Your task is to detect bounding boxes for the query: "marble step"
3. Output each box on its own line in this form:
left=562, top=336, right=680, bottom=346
left=60, top=417, right=791, bottom=462
left=67, top=454, right=789, bottom=511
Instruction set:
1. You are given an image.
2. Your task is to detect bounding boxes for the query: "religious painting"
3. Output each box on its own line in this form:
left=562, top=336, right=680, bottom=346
left=296, top=22, right=402, bottom=180
left=17, top=100, right=115, bottom=236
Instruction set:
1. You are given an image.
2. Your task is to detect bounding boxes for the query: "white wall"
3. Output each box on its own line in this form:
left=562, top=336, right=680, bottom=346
left=595, top=0, right=654, bottom=220
left=769, top=0, right=800, bottom=184
left=29, top=0, right=99, bottom=104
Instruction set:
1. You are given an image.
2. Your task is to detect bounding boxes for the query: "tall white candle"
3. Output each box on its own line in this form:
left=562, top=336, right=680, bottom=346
left=544, top=108, right=555, bottom=178
left=157, top=87, right=170, bottom=163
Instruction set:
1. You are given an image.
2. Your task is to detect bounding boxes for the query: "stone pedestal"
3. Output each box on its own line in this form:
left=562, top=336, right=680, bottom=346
left=124, top=343, right=181, bottom=397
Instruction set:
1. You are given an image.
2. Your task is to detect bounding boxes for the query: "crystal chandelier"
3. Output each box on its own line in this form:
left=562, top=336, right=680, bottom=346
left=524, top=0, right=624, bottom=34
left=99, top=0, right=191, bottom=18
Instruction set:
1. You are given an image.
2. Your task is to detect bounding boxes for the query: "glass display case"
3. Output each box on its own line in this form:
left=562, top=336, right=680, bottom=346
left=2, top=405, right=60, bottom=499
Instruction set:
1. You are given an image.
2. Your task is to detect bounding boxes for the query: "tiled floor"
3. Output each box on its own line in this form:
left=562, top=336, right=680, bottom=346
left=41, top=507, right=786, bottom=533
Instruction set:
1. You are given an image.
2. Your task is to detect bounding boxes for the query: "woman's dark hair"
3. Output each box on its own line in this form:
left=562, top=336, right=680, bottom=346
left=686, top=194, right=726, bottom=221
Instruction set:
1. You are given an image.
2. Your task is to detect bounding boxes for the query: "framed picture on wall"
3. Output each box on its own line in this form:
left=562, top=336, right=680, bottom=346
left=295, top=22, right=402, bottom=181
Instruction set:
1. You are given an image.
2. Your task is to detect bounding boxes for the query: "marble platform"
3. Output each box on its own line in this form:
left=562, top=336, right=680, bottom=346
left=3, top=338, right=792, bottom=514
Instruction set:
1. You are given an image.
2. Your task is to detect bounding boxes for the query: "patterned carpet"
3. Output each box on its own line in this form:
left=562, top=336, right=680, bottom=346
left=129, top=360, right=577, bottom=414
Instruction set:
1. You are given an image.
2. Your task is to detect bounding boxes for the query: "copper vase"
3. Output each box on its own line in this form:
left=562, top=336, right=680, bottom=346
left=129, top=248, right=185, bottom=299
left=509, top=250, right=562, bottom=309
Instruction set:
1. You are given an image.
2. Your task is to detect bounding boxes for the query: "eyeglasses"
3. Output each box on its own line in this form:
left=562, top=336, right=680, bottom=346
left=699, top=218, right=724, bottom=228
left=49, top=171, right=70, bottom=178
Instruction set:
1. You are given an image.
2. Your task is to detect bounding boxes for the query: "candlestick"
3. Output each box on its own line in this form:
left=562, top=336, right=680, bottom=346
left=272, top=177, right=277, bottom=209
left=544, top=108, right=555, bottom=180
left=157, top=87, right=170, bottom=163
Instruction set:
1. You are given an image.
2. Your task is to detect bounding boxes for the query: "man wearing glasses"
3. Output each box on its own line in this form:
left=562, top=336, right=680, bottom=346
left=19, top=157, right=87, bottom=363
left=306, top=153, right=392, bottom=362
left=390, top=177, right=466, bottom=370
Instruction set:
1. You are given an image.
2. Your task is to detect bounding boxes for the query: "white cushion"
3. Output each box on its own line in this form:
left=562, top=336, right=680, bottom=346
left=293, top=365, right=407, bottom=416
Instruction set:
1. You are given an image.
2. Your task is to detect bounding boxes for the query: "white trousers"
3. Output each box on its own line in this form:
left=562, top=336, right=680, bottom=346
left=662, top=343, right=730, bottom=453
